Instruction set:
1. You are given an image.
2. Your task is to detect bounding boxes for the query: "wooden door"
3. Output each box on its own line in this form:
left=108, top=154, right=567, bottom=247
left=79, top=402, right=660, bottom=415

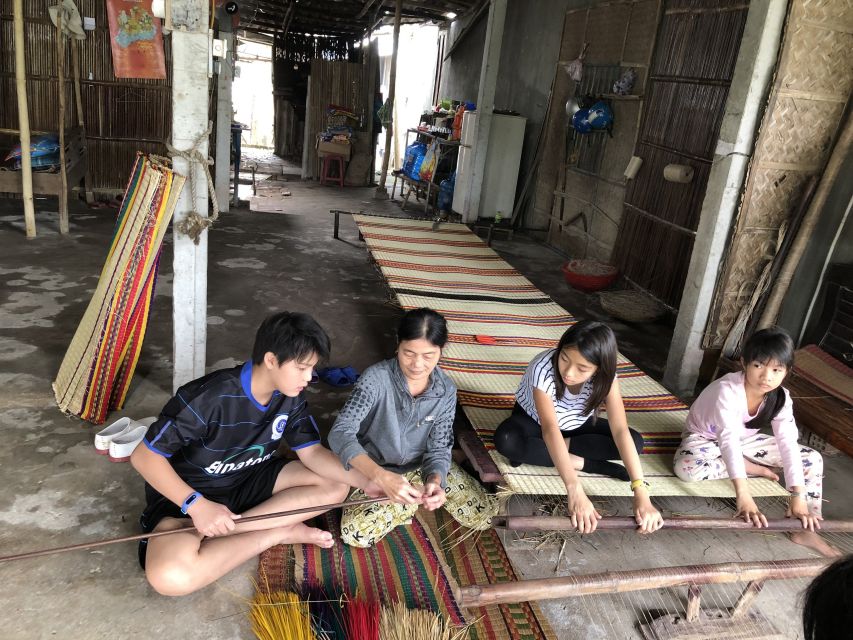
left=610, top=0, right=749, bottom=309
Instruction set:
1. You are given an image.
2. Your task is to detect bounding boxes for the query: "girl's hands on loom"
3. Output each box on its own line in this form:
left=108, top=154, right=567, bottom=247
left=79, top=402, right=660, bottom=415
left=787, top=495, right=822, bottom=532
left=566, top=483, right=601, bottom=534
left=735, top=494, right=768, bottom=528
left=632, top=492, right=664, bottom=534
left=376, top=470, right=423, bottom=505
left=421, top=474, right=447, bottom=511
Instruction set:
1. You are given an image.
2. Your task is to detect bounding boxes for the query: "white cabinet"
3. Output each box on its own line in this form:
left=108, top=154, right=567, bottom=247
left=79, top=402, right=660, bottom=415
left=452, top=111, right=527, bottom=223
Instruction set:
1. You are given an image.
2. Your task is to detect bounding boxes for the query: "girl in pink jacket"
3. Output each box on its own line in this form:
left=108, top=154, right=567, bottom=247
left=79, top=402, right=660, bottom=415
left=673, top=328, right=838, bottom=557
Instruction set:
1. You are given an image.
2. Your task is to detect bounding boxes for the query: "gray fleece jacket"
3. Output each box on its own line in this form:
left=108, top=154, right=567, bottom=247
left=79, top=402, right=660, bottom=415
left=328, top=358, right=456, bottom=485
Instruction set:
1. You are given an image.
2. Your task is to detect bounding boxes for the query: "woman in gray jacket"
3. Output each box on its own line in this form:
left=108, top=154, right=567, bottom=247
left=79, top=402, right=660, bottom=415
left=329, top=308, right=498, bottom=547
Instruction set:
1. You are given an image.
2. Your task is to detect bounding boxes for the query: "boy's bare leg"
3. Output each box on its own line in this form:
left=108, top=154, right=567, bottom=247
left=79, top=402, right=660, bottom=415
left=145, top=462, right=348, bottom=596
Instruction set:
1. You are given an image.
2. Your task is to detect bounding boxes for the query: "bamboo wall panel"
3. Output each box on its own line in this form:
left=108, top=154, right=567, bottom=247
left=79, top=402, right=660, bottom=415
left=610, top=0, right=748, bottom=310
left=705, top=0, right=853, bottom=348
left=303, top=59, right=365, bottom=179
left=540, top=0, right=660, bottom=263
left=0, top=0, right=172, bottom=191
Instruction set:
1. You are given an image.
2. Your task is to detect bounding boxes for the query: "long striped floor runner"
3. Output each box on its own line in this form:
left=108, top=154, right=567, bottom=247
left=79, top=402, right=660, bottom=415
left=53, top=154, right=184, bottom=424
left=353, top=215, right=787, bottom=499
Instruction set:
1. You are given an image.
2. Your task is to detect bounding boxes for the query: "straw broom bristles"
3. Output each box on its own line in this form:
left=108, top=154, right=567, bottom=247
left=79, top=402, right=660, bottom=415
left=249, top=590, right=314, bottom=640
left=379, top=602, right=470, bottom=640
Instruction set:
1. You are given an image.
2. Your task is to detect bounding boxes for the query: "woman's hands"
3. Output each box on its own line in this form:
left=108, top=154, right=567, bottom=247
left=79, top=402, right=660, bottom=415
left=566, top=483, right=601, bottom=533
left=376, top=470, right=423, bottom=505
left=421, top=474, right=447, bottom=511
left=187, top=497, right=241, bottom=537
left=632, top=490, right=664, bottom=533
left=787, top=495, right=822, bottom=532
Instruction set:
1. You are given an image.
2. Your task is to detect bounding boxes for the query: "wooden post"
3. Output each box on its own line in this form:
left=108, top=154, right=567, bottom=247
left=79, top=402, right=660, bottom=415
left=70, top=38, right=93, bottom=204
left=56, top=10, right=69, bottom=234
left=13, top=0, right=36, bottom=238
left=170, top=0, right=210, bottom=391
left=731, top=580, right=764, bottom=618
left=455, top=558, right=830, bottom=609
left=374, top=0, right=402, bottom=198
left=685, top=585, right=702, bottom=622
left=214, top=12, right=233, bottom=212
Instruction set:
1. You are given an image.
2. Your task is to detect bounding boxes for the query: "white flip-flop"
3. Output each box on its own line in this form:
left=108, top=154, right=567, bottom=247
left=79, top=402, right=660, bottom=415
left=108, top=417, right=156, bottom=462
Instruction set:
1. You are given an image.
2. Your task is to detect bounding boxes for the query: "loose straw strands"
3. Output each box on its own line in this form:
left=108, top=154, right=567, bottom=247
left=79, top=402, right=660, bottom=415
left=379, top=602, right=471, bottom=640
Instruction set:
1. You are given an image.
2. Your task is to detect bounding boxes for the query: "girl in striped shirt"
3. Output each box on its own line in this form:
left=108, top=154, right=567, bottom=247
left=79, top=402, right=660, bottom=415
left=494, top=320, right=662, bottom=534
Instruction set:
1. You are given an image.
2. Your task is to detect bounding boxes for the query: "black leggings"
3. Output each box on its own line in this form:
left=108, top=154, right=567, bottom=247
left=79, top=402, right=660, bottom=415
left=494, top=403, right=644, bottom=467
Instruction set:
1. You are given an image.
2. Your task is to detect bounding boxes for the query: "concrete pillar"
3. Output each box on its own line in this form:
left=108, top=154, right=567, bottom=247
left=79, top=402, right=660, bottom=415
left=214, top=16, right=233, bottom=212
left=663, top=0, right=787, bottom=397
left=170, top=0, right=210, bottom=391
left=467, top=0, right=506, bottom=221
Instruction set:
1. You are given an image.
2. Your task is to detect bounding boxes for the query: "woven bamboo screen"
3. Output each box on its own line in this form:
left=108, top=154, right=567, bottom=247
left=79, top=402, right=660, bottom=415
left=704, top=0, right=853, bottom=348
left=303, top=59, right=364, bottom=179
left=534, top=0, right=660, bottom=263
left=610, top=0, right=749, bottom=310
left=0, top=0, right=171, bottom=192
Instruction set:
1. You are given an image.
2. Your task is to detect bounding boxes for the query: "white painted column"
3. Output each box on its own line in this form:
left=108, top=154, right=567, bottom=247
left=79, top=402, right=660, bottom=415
left=466, top=0, right=506, bottom=221
left=170, top=1, right=210, bottom=391
left=663, top=0, right=787, bottom=397
left=214, top=17, right=233, bottom=212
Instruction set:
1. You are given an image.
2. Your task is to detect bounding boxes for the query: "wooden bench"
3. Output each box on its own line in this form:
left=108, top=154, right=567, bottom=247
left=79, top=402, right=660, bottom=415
left=0, top=127, right=88, bottom=233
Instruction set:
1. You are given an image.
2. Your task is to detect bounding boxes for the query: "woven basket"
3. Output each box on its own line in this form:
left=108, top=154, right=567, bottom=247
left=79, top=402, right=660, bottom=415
left=599, top=290, right=666, bottom=323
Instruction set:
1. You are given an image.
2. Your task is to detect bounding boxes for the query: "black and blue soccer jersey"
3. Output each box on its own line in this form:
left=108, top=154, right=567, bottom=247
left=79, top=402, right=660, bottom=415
left=142, top=361, right=321, bottom=491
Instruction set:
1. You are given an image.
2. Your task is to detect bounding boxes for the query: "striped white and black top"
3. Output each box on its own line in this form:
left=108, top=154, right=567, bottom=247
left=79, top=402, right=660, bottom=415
left=515, top=349, right=595, bottom=432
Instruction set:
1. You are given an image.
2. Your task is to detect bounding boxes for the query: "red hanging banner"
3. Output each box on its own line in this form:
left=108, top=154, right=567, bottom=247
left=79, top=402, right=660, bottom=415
left=106, top=0, right=166, bottom=79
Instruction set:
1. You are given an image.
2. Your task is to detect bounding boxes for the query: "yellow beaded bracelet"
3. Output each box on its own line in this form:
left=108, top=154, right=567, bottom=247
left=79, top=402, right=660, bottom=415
left=630, top=479, right=650, bottom=491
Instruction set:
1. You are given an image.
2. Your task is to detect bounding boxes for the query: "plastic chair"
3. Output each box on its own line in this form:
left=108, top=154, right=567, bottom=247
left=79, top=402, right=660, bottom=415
left=320, top=154, right=345, bottom=187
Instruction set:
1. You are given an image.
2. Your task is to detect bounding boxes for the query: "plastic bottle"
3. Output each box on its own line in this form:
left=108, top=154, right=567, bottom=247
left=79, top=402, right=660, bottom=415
left=451, top=105, right=465, bottom=141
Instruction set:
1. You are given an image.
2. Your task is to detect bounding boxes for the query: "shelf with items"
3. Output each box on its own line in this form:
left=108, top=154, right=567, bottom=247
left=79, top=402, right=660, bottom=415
left=391, top=128, right=460, bottom=214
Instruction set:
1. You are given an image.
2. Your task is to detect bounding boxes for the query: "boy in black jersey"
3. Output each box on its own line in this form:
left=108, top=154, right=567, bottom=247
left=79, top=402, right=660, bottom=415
left=131, top=312, right=378, bottom=596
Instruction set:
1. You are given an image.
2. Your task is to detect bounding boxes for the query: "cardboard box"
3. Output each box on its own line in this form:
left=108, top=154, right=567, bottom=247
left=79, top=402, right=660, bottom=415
left=316, top=139, right=351, bottom=160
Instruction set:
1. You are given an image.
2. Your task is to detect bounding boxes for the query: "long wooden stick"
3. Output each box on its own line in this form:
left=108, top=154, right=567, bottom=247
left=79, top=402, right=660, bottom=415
left=0, top=496, right=387, bottom=564
left=56, top=10, right=69, bottom=234
left=69, top=34, right=94, bottom=204
left=456, top=557, right=831, bottom=608
left=13, top=0, right=36, bottom=238
left=501, top=515, right=853, bottom=533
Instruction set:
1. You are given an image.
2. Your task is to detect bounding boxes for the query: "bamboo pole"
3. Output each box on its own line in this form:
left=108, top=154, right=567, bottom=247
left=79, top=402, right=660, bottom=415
left=0, top=496, right=387, bottom=564
left=456, top=558, right=830, bottom=608
left=13, top=0, right=36, bottom=238
left=758, top=110, right=853, bottom=327
left=501, top=515, right=853, bottom=532
left=70, top=35, right=94, bottom=204
left=56, top=11, right=69, bottom=234
left=374, top=0, right=402, bottom=198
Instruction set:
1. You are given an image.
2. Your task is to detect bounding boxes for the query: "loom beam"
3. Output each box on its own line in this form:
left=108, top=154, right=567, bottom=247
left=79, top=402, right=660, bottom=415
left=500, top=515, right=853, bottom=532
left=456, top=558, right=830, bottom=608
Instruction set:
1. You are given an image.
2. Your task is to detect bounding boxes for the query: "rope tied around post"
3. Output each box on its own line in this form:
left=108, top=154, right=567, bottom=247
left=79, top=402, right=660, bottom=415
left=166, top=123, right=220, bottom=244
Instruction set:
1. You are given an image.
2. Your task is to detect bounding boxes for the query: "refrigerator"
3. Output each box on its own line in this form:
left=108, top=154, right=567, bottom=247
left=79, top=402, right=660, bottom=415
left=452, top=111, right=527, bottom=223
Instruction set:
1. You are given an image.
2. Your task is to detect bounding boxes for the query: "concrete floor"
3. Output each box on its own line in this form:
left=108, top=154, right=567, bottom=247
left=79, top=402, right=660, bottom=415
left=0, top=177, right=850, bottom=639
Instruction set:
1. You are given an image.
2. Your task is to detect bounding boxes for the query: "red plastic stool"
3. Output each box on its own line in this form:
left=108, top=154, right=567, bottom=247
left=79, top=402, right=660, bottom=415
left=320, top=154, right=345, bottom=187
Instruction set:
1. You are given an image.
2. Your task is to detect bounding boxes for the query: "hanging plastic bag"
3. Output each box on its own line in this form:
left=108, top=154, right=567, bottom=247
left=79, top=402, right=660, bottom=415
left=418, top=140, right=439, bottom=182
left=562, top=43, right=589, bottom=82
left=612, top=68, right=637, bottom=96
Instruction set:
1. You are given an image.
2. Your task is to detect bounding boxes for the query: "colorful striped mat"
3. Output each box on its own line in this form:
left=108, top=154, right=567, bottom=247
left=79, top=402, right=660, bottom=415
left=352, top=215, right=788, bottom=499
left=53, top=154, right=184, bottom=424
left=794, top=344, right=853, bottom=406
left=257, top=509, right=557, bottom=640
